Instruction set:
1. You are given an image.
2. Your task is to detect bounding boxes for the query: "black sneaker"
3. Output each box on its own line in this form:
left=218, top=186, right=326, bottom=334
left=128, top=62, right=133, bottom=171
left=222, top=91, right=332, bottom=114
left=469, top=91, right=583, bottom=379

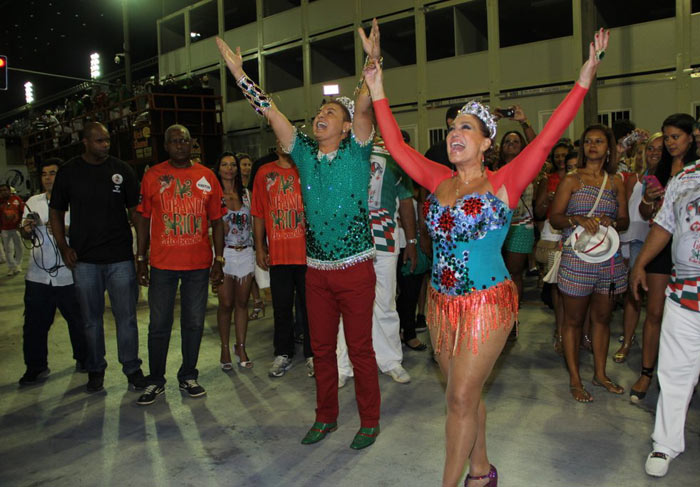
left=75, top=361, right=88, bottom=373
left=19, top=368, right=50, bottom=385
left=136, top=384, right=165, bottom=405
left=127, top=369, right=147, bottom=391
left=86, top=371, right=105, bottom=393
left=179, top=379, right=206, bottom=398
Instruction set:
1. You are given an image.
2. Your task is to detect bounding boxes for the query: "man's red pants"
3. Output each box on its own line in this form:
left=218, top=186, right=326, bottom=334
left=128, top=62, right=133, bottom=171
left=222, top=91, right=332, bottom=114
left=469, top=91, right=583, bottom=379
left=305, top=260, right=380, bottom=427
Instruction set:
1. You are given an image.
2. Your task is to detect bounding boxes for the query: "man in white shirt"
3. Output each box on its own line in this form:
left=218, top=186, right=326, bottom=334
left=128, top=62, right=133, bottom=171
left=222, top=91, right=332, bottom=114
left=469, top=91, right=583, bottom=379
left=631, top=160, right=700, bottom=477
left=19, top=158, right=87, bottom=385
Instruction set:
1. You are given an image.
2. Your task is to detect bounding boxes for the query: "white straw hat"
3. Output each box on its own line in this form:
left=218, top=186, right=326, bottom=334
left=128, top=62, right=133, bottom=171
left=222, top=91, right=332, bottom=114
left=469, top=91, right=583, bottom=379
left=572, top=225, right=620, bottom=263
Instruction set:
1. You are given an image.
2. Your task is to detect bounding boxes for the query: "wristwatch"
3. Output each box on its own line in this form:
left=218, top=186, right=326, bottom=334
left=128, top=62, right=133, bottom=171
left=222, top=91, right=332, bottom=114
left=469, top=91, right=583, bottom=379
left=136, top=255, right=147, bottom=262
left=214, top=255, right=225, bottom=265
left=407, top=238, right=418, bottom=245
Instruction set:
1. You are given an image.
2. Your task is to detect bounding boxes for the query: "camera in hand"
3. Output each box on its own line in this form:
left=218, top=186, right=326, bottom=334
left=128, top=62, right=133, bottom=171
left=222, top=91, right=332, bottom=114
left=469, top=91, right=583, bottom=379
left=496, top=107, right=515, bottom=118
left=26, top=212, right=43, bottom=226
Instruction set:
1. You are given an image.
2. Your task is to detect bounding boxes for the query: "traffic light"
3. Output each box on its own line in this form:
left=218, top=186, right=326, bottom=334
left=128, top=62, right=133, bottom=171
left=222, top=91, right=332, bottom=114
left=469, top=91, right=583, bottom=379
left=0, top=55, right=7, bottom=91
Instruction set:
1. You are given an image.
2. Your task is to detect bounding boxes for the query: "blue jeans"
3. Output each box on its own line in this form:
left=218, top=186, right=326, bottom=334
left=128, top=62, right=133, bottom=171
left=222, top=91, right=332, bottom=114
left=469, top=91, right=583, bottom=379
left=147, top=267, right=209, bottom=386
left=73, top=261, right=141, bottom=375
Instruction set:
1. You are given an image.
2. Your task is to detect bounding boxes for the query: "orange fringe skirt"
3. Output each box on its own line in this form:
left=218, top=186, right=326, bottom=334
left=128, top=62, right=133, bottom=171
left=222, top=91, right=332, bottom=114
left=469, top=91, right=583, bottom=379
left=427, top=279, right=518, bottom=356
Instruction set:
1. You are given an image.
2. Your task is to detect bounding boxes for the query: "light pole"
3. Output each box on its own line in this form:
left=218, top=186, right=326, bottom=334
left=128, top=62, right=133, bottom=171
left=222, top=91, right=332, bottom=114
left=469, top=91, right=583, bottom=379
left=122, top=0, right=132, bottom=88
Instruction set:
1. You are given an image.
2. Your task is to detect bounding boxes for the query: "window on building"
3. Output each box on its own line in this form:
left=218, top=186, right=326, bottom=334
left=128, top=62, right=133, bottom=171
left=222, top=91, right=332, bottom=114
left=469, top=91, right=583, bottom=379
left=498, top=0, right=572, bottom=48
left=161, top=15, right=186, bottom=54
left=189, top=1, right=218, bottom=43
left=224, top=0, right=257, bottom=29
left=598, top=109, right=631, bottom=128
left=265, top=47, right=304, bottom=92
left=310, top=32, right=355, bottom=84
left=426, top=8, right=455, bottom=61
left=160, top=0, right=196, bottom=18
left=694, top=0, right=700, bottom=13
left=263, top=0, right=317, bottom=17
left=429, top=127, right=447, bottom=146
left=380, top=17, right=417, bottom=69
left=454, top=1, right=487, bottom=55
left=595, top=1, right=674, bottom=28
left=226, top=58, right=260, bottom=102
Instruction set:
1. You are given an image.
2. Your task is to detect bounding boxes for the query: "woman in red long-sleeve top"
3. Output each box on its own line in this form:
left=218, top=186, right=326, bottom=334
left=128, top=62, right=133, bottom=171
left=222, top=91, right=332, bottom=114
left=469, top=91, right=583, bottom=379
left=360, top=20, right=608, bottom=487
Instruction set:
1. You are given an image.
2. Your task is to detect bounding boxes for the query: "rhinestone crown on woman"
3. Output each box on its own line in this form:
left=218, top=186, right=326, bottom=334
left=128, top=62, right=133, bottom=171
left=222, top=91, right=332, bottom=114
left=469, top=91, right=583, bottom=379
left=458, top=101, right=498, bottom=139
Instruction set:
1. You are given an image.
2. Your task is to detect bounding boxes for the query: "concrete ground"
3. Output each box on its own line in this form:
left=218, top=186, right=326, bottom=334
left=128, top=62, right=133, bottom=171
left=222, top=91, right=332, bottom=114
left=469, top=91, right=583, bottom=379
left=0, top=260, right=698, bottom=487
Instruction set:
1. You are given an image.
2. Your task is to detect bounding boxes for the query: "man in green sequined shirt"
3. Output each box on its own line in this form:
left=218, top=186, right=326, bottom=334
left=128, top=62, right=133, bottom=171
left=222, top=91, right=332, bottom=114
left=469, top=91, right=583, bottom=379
left=217, top=20, right=382, bottom=450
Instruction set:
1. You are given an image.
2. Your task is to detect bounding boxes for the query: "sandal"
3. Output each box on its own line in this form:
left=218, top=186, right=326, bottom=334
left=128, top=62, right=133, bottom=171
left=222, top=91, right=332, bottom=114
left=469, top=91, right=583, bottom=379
left=235, top=343, right=254, bottom=369
left=630, top=366, right=654, bottom=403
left=581, top=334, right=592, bottom=352
left=570, top=385, right=593, bottom=403
left=613, top=343, right=631, bottom=363
left=553, top=334, right=563, bottom=356
left=249, top=299, right=265, bottom=320
left=220, top=344, right=233, bottom=371
left=592, top=376, right=624, bottom=394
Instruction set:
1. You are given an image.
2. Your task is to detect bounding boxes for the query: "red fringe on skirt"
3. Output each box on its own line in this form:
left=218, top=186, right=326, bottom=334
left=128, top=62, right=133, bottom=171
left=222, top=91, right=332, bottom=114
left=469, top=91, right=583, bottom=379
left=427, top=280, right=518, bottom=356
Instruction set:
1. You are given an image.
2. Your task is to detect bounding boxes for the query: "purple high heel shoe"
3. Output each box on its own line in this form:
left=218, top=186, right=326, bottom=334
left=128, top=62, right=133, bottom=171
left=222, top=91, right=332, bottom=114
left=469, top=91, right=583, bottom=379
left=464, top=464, right=497, bottom=487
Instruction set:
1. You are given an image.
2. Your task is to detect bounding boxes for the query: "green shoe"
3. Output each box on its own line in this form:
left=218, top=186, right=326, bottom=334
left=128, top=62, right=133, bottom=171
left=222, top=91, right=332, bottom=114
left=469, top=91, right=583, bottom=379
left=349, top=425, right=380, bottom=450
left=301, top=421, right=337, bottom=445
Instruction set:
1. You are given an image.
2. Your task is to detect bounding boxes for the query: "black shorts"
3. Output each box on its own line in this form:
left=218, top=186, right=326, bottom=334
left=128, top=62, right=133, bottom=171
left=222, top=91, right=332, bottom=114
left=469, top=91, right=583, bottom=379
left=645, top=239, right=673, bottom=275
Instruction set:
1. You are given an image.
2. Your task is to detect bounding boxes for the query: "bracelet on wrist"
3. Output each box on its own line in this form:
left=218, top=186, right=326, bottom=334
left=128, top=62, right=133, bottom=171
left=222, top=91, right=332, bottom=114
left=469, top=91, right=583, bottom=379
left=407, top=238, right=417, bottom=245
left=136, top=255, right=147, bottom=262
left=641, top=196, right=654, bottom=206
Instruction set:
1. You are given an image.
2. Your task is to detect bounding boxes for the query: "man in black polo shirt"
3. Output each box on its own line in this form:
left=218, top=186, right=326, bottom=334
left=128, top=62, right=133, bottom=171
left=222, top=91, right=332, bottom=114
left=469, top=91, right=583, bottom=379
left=49, top=122, right=146, bottom=393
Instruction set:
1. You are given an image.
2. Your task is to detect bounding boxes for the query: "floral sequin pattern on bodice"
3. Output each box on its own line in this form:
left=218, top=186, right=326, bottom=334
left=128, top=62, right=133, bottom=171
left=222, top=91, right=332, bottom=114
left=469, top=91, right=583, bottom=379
left=425, top=192, right=512, bottom=296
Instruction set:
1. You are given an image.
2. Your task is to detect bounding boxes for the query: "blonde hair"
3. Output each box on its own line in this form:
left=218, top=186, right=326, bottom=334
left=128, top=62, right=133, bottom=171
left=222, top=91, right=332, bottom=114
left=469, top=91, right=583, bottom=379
left=641, top=132, right=663, bottom=174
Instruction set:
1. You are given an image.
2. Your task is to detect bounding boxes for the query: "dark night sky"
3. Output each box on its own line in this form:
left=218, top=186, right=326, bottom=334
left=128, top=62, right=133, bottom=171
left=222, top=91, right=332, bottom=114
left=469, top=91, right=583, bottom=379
left=0, top=0, right=197, bottom=115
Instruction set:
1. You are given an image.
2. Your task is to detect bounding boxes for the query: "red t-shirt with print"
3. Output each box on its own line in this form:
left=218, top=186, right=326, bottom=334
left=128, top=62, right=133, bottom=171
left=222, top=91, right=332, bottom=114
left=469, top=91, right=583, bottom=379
left=250, top=161, right=306, bottom=266
left=138, top=161, right=226, bottom=270
left=1, top=194, right=25, bottom=230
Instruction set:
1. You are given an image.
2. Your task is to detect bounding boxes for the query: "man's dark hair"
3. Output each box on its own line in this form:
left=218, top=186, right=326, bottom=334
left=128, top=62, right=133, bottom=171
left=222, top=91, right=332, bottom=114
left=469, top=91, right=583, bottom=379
left=445, top=105, right=460, bottom=126
left=612, top=119, right=635, bottom=141
left=38, top=157, right=63, bottom=173
left=0, top=183, right=9, bottom=190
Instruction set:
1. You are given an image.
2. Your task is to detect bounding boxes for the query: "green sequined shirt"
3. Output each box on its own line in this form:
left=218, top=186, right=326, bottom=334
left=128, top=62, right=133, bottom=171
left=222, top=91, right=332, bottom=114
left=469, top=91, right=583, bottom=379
left=287, top=128, right=375, bottom=270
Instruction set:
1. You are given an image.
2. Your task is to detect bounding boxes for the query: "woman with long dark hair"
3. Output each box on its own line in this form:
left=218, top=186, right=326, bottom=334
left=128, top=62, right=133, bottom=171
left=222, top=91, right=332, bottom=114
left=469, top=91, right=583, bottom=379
left=628, top=114, right=697, bottom=402
left=214, top=151, right=256, bottom=370
left=550, top=124, right=630, bottom=403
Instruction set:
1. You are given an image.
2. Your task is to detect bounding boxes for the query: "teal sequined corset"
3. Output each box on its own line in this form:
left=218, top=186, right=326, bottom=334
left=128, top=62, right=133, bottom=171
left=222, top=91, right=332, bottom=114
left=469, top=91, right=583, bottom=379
left=425, top=192, right=513, bottom=296
left=289, top=129, right=375, bottom=269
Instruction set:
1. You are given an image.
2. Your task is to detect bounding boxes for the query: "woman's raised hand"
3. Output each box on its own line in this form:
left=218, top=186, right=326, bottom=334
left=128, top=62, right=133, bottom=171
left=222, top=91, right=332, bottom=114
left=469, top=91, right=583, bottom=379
left=577, top=28, right=609, bottom=89
left=216, top=37, right=244, bottom=79
left=358, top=18, right=381, bottom=60
left=363, top=59, right=385, bottom=101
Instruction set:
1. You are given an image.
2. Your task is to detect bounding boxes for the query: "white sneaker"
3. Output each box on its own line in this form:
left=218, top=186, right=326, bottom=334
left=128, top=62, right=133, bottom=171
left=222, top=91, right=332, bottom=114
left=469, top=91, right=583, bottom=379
left=305, top=357, right=315, bottom=377
left=645, top=451, right=671, bottom=477
left=338, top=373, right=349, bottom=389
left=268, top=355, right=293, bottom=378
left=386, top=365, right=411, bottom=384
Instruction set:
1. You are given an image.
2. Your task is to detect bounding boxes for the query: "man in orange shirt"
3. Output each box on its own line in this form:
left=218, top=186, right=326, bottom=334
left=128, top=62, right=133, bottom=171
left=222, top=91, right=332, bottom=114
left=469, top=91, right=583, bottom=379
left=135, top=124, right=226, bottom=405
left=251, top=147, right=312, bottom=378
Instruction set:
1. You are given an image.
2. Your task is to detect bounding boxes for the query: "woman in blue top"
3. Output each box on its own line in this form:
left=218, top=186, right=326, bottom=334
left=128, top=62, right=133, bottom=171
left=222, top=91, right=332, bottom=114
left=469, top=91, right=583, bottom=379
left=364, top=20, right=609, bottom=487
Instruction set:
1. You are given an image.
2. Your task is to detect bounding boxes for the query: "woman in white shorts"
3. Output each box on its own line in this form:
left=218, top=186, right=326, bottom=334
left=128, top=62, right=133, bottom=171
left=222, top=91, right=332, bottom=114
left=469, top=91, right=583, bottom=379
left=215, top=152, right=255, bottom=370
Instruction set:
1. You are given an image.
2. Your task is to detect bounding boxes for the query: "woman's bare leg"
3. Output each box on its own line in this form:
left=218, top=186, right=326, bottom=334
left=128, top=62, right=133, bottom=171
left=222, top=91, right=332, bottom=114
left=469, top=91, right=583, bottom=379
left=217, top=276, right=235, bottom=363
